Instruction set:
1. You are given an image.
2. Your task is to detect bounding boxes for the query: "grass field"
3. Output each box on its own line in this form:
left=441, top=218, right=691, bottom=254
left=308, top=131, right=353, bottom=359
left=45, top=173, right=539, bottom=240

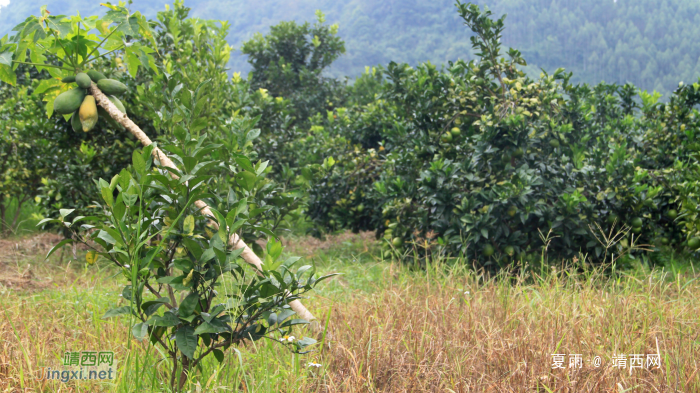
left=1, top=231, right=699, bottom=392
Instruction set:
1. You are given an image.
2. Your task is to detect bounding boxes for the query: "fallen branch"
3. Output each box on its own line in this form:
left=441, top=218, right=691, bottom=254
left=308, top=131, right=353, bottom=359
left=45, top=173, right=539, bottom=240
left=89, top=83, right=315, bottom=322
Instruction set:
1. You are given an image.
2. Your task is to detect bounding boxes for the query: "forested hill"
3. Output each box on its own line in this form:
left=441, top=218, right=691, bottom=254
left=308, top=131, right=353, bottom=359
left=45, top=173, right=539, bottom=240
left=1, top=0, right=699, bottom=95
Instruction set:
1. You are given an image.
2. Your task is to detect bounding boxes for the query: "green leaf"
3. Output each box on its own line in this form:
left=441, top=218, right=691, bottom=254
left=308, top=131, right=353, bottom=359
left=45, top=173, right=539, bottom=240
left=0, top=51, right=12, bottom=66
left=193, top=322, right=220, bottom=335
left=281, top=256, right=301, bottom=269
left=298, top=336, right=317, bottom=347
left=173, top=259, right=193, bottom=272
left=235, top=157, right=255, bottom=173
left=178, top=292, right=199, bottom=318
left=59, top=208, right=75, bottom=219
left=235, top=198, right=248, bottom=217
left=146, top=312, right=180, bottom=327
left=173, top=124, right=187, bottom=142
left=156, top=276, right=181, bottom=284
left=236, top=171, right=257, bottom=191
left=125, top=46, right=141, bottom=77
left=44, top=17, right=72, bottom=37
left=480, top=228, right=488, bottom=239
left=296, top=265, right=313, bottom=278
left=312, top=273, right=340, bottom=286
left=32, top=78, right=61, bottom=96
left=277, top=309, right=295, bottom=323
left=267, top=312, right=278, bottom=326
left=149, top=326, right=166, bottom=345
left=280, top=318, right=309, bottom=328
left=213, top=348, right=224, bottom=363
left=191, top=117, right=208, bottom=133
left=0, top=64, right=16, bottom=85
left=176, top=326, right=198, bottom=359
left=183, top=215, right=195, bottom=235
left=132, top=150, right=146, bottom=176
left=36, top=218, right=56, bottom=227
left=132, top=322, right=148, bottom=340
left=182, top=238, right=203, bottom=260
left=46, top=239, right=73, bottom=259
left=97, top=230, right=117, bottom=245
left=141, top=297, right=170, bottom=316
left=101, top=186, right=114, bottom=207
left=101, top=306, right=131, bottom=319
left=200, top=247, right=216, bottom=263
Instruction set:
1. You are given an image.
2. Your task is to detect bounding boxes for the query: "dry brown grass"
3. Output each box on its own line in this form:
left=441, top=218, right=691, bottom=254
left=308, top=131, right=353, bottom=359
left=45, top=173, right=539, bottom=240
left=307, top=262, right=700, bottom=392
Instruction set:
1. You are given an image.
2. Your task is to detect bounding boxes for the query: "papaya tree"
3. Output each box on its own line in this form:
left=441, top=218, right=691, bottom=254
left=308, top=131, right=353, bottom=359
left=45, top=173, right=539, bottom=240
left=1, top=3, right=328, bottom=390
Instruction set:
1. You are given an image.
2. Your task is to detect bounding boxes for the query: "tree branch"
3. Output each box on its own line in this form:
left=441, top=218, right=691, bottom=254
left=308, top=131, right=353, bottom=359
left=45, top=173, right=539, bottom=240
left=144, top=281, right=173, bottom=309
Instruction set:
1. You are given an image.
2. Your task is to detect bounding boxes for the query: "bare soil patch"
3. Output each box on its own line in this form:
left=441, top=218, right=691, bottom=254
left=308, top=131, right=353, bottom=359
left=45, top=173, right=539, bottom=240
left=280, top=230, right=375, bottom=257
left=0, top=232, right=64, bottom=291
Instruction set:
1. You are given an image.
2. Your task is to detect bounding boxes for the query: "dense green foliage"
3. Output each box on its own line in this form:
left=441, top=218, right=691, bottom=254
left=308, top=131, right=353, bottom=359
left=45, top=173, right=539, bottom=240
left=0, top=66, right=48, bottom=234
left=242, top=11, right=345, bottom=125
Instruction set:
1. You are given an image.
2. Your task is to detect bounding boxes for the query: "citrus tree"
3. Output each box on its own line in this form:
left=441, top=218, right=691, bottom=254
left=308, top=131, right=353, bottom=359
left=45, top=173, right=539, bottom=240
left=0, top=65, right=49, bottom=234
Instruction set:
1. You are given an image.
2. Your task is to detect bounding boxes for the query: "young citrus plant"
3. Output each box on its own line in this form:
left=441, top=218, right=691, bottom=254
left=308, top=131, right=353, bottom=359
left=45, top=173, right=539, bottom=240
left=4, top=3, right=331, bottom=390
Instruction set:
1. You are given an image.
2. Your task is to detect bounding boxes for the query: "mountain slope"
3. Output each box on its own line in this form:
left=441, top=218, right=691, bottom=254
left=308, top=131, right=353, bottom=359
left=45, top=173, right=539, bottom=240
left=1, top=0, right=698, bottom=95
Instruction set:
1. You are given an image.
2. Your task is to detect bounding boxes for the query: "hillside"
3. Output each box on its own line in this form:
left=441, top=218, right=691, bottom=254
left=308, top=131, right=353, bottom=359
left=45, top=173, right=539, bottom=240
left=1, top=0, right=699, bottom=94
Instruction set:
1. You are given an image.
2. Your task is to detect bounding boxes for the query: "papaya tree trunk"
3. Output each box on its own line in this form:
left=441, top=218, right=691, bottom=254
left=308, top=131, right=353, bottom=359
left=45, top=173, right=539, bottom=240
left=88, top=83, right=315, bottom=322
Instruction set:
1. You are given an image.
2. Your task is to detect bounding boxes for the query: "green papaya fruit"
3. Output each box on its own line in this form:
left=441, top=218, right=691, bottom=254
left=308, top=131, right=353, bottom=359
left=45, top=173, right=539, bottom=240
left=75, top=72, right=92, bottom=89
left=98, top=107, right=122, bottom=130
left=61, top=75, right=76, bottom=83
left=70, top=110, right=82, bottom=132
left=96, top=79, right=128, bottom=95
left=108, top=95, right=126, bottom=114
left=54, top=88, right=86, bottom=115
left=79, top=96, right=99, bottom=132
left=86, top=70, right=107, bottom=82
